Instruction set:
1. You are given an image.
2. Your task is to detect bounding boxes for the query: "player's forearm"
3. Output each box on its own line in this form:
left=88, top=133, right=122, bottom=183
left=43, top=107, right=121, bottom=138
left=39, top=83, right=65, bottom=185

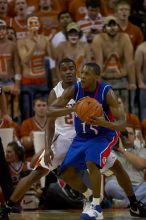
left=101, top=119, right=126, bottom=131
left=47, top=107, right=73, bottom=117
left=89, top=116, right=126, bottom=131
left=45, top=125, right=55, bottom=151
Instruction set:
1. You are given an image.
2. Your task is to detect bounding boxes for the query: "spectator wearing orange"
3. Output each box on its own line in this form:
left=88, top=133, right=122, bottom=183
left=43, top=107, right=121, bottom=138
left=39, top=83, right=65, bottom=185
left=17, top=15, right=53, bottom=119
left=92, top=16, right=136, bottom=91
left=0, top=19, right=21, bottom=119
left=115, top=0, right=144, bottom=50
left=68, top=0, right=88, bottom=22
left=20, top=96, right=49, bottom=161
left=100, top=0, right=118, bottom=16
left=9, top=0, right=28, bottom=39
left=0, top=0, right=11, bottom=25
left=35, top=0, right=59, bottom=37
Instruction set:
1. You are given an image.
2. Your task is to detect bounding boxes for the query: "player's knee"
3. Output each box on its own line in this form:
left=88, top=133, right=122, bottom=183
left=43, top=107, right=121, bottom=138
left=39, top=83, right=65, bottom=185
left=86, top=160, right=100, bottom=171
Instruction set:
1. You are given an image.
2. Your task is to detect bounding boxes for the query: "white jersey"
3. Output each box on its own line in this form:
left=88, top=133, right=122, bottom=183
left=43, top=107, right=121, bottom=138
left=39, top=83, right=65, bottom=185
left=53, top=81, right=76, bottom=139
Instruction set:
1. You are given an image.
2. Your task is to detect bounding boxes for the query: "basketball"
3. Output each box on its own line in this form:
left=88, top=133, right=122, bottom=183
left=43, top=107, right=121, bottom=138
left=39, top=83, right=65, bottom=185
left=75, top=97, right=103, bottom=122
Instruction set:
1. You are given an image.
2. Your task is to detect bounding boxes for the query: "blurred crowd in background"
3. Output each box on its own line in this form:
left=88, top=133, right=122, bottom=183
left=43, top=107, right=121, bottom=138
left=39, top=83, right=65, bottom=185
left=1, top=0, right=146, bottom=211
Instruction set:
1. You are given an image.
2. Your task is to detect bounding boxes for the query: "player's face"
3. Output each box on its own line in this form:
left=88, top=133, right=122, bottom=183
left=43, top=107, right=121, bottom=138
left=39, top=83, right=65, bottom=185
left=60, top=62, right=76, bottom=84
left=116, top=4, right=130, bottom=21
left=34, top=100, right=48, bottom=117
left=27, top=17, right=40, bottom=32
left=105, top=22, right=119, bottom=37
left=80, top=65, right=97, bottom=89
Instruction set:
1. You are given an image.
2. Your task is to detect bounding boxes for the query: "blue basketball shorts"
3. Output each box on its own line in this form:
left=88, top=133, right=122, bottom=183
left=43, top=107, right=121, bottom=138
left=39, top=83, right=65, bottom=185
left=59, top=134, right=118, bottom=173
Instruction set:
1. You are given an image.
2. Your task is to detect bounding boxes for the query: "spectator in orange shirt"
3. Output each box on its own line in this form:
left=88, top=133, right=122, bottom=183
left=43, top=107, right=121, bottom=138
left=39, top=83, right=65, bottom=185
left=35, top=0, right=59, bottom=37
left=17, top=15, right=53, bottom=119
left=20, top=96, right=49, bottom=161
left=0, top=0, right=11, bottom=25
left=9, top=0, right=28, bottom=39
left=68, top=0, right=88, bottom=22
left=115, top=0, right=144, bottom=50
left=100, top=0, right=118, bottom=16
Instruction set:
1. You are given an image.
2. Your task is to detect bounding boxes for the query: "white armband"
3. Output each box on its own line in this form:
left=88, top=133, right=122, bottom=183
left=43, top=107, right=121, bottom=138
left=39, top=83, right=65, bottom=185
left=14, top=74, right=22, bottom=81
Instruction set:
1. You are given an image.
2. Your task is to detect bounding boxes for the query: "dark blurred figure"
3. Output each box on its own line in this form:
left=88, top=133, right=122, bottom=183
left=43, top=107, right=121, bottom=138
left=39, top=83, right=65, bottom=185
left=129, top=0, right=146, bottom=40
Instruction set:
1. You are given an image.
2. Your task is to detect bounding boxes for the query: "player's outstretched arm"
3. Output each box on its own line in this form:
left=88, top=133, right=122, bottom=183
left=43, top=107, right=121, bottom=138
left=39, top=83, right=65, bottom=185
left=47, top=85, right=75, bottom=118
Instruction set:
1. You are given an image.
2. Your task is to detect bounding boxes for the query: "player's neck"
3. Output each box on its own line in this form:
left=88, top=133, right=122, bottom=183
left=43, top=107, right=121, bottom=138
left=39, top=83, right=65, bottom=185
left=62, top=80, right=76, bottom=89
left=85, top=82, right=97, bottom=92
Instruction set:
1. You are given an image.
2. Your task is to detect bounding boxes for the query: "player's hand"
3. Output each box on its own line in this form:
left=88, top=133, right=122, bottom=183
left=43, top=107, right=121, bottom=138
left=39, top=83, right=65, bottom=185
left=44, top=148, right=54, bottom=166
left=74, top=96, right=90, bottom=112
left=88, top=115, right=105, bottom=126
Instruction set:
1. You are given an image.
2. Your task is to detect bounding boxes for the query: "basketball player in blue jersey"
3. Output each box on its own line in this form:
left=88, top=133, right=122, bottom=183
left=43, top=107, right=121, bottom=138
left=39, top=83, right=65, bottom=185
left=47, top=62, right=146, bottom=219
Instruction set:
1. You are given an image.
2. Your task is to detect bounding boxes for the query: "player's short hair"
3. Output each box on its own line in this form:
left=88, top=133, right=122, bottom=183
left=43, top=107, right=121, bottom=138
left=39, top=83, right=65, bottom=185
left=59, top=58, right=76, bottom=69
left=83, top=62, right=101, bottom=76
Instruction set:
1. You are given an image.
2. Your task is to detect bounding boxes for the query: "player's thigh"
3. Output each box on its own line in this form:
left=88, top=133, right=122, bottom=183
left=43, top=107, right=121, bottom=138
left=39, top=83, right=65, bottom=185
left=85, top=136, right=118, bottom=168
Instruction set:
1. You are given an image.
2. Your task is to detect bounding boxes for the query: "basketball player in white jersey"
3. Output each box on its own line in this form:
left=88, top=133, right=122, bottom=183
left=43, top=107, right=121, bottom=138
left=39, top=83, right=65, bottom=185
left=0, top=58, right=78, bottom=220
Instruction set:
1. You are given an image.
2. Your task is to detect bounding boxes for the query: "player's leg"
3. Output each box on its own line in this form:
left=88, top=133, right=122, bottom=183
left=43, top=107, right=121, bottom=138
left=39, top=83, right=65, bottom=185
left=0, top=150, right=49, bottom=220
left=61, top=166, right=87, bottom=193
left=10, top=167, right=49, bottom=202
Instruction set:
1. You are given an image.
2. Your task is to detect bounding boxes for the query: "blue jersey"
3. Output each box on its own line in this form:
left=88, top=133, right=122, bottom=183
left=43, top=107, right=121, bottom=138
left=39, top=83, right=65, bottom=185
left=73, top=81, right=117, bottom=138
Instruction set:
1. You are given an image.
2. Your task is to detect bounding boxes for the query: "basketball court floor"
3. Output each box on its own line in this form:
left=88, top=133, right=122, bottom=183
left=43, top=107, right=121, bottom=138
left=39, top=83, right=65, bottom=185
left=9, top=209, right=146, bottom=219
